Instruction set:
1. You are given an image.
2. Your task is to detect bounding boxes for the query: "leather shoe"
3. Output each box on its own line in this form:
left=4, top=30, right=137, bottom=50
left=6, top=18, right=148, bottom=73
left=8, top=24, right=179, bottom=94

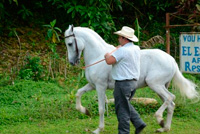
left=135, top=124, right=146, bottom=134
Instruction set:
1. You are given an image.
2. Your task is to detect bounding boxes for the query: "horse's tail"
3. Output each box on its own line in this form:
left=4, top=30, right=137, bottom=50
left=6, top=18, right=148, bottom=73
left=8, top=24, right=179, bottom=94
left=173, top=64, right=199, bottom=99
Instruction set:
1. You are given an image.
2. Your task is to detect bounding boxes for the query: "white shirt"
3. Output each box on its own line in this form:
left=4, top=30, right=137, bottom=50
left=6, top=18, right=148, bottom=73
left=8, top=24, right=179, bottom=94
left=111, top=42, right=140, bottom=80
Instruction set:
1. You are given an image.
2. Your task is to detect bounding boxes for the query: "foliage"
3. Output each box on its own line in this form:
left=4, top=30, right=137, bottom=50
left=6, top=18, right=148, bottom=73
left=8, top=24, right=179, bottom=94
left=43, top=19, right=62, bottom=59
left=134, top=18, right=142, bottom=45
left=175, top=0, right=200, bottom=15
left=0, top=0, right=120, bottom=42
left=48, top=0, right=121, bottom=41
left=18, top=56, right=44, bottom=81
left=17, top=5, right=33, bottom=20
left=42, top=19, right=63, bottom=80
left=43, top=19, right=62, bottom=43
left=1, top=0, right=199, bottom=43
left=173, top=0, right=200, bottom=24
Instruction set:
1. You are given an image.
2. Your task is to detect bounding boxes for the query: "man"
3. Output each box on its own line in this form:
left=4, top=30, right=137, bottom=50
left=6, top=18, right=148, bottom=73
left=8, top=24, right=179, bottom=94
left=104, top=26, right=146, bottom=134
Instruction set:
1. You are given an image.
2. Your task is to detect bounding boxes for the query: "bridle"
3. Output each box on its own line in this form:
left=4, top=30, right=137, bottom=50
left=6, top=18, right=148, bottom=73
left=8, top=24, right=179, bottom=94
left=64, top=26, right=79, bottom=57
left=64, top=25, right=122, bottom=69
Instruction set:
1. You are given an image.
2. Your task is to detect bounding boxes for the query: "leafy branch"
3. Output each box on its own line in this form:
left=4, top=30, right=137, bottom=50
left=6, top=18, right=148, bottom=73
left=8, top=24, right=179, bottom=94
left=43, top=19, right=62, bottom=43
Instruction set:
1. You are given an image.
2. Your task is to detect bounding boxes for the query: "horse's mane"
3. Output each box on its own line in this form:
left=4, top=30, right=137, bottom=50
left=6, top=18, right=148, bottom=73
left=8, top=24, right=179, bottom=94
left=75, top=27, right=108, bottom=46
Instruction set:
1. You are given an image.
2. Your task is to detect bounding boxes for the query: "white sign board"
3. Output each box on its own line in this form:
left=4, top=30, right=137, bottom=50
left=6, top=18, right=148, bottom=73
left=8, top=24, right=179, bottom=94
left=180, top=32, right=200, bottom=74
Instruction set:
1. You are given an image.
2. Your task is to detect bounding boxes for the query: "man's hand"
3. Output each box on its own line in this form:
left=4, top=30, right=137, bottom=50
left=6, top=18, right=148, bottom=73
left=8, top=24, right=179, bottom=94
left=104, top=53, right=116, bottom=65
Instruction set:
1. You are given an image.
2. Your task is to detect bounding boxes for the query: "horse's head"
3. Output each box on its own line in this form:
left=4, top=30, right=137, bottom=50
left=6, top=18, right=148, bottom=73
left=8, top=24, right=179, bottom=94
left=64, top=25, right=83, bottom=66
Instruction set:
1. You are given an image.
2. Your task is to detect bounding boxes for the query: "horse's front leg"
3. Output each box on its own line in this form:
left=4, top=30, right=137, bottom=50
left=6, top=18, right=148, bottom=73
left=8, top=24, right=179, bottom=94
left=93, top=86, right=106, bottom=134
left=76, top=83, right=94, bottom=116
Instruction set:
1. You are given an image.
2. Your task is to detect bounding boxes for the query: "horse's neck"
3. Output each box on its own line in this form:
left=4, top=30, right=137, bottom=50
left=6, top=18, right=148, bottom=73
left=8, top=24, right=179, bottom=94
left=76, top=28, right=113, bottom=65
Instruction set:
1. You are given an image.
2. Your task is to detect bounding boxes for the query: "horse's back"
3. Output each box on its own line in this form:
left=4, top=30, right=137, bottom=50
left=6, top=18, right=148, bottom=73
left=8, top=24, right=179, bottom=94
left=140, top=49, right=176, bottom=67
left=138, top=49, right=177, bottom=88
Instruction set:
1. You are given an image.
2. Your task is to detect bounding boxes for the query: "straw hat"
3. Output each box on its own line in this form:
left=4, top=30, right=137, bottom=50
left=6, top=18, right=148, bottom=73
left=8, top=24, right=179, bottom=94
left=114, top=26, right=139, bottom=42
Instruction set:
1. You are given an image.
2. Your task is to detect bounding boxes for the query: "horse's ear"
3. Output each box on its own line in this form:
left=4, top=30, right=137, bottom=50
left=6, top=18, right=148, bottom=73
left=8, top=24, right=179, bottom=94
left=68, top=24, right=74, bottom=32
left=71, top=24, right=74, bottom=32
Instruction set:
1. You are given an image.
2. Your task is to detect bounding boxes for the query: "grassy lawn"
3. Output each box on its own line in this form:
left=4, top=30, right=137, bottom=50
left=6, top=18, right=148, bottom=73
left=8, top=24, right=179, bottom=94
left=0, top=74, right=200, bottom=134
left=0, top=114, right=200, bottom=134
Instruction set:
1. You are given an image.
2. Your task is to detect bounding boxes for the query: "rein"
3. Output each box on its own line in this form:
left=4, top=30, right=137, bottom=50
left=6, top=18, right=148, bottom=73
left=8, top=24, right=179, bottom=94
left=82, top=45, right=121, bottom=69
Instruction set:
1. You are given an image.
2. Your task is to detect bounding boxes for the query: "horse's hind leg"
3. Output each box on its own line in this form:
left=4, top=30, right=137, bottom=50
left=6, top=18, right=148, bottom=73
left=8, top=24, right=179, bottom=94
left=149, top=84, right=175, bottom=132
left=165, top=100, right=175, bottom=132
left=76, top=83, right=94, bottom=116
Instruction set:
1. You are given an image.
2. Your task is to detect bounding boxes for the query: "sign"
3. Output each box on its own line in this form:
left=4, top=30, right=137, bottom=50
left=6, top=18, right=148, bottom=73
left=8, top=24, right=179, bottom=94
left=180, top=32, right=200, bottom=73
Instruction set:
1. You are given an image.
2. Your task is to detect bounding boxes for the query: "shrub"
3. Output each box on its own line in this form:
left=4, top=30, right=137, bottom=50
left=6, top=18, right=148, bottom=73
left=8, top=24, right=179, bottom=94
left=18, top=56, right=44, bottom=81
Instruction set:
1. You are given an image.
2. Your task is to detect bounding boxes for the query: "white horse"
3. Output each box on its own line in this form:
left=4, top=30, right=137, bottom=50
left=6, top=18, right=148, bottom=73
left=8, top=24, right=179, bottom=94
left=64, top=25, right=199, bottom=133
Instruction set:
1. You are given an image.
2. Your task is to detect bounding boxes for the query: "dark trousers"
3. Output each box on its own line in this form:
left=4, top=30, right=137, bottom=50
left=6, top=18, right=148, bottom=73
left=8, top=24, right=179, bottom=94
left=114, top=80, right=145, bottom=134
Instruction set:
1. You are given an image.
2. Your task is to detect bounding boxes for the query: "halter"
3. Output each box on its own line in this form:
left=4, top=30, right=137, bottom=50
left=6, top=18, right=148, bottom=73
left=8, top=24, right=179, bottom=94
left=65, top=25, right=121, bottom=69
left=65, top=26, right=79, bottom=56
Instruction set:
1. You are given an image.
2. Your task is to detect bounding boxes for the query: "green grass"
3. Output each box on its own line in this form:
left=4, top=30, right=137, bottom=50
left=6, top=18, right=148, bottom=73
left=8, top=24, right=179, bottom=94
left=0, top=74, right=200, bottom=134
left=0, top=115, right=200, bottom=134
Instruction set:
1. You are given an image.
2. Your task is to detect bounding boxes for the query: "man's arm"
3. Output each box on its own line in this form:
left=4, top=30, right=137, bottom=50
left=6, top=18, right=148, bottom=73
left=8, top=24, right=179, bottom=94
left=104, top=53, right=116, bottom=65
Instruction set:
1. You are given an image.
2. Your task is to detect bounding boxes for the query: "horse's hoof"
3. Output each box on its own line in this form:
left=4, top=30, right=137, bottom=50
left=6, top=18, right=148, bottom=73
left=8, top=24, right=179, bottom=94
left=159, top=120, right=165, bottom=128
left=92, top=128, right=100, bottom=134
left=156, top=127, right=170, bottom=133
left=156, top=128, right=164, bottom=133
left=85, top=109, right=91, bottom=116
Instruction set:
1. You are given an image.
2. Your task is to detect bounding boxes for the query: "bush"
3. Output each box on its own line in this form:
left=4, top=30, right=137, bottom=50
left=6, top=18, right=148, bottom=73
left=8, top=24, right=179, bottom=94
left=18, top=56, right=44, bottom=81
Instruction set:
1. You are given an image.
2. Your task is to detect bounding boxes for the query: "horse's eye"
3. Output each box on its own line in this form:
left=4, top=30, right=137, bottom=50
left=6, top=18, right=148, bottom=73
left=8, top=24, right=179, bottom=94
left=68, top=43, right=72, bottom=46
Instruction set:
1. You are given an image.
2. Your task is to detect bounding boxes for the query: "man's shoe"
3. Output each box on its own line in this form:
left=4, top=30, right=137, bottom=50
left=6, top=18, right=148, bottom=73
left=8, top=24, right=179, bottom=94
left=135, top=124, right=146, bottom=134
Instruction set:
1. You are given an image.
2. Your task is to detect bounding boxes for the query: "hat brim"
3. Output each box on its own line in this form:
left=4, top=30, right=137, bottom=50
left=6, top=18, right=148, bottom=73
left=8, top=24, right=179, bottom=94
left=114, top=31, right=139, bottom=42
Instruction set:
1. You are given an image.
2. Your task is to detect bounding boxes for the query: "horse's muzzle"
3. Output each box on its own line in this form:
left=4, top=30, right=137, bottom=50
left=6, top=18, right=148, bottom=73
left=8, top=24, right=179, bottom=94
left=70, top=58, right=80, bottom=66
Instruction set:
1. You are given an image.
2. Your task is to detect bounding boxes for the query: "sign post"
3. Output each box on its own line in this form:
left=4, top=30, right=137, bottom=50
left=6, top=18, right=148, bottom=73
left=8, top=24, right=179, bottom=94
left=180, top=32, right=200, bottom=74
